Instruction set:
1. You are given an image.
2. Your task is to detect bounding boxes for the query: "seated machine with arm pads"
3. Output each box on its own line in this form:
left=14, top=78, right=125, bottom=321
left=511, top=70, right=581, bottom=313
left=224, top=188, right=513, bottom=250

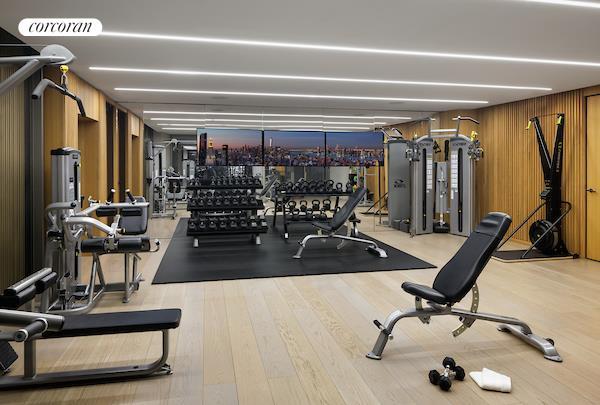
left=0, top=268, right=181, bottom=389
left=293, top=187, right=388, bottom=259
left=367, top=212, right=562, bottom=362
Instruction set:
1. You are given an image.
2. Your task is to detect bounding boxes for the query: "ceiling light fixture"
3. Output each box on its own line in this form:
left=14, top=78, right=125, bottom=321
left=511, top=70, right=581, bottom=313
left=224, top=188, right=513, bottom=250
left=515, top=0, right=600, bottom=9
left=115, top=87, right=488, bottom=104
left=101, top=31, right=600, bottom=67
left=143, top=111, right=412, bottom=120
left=90, top=66, right=551, bottom=91
left=152, top=118, right=383, bottom=125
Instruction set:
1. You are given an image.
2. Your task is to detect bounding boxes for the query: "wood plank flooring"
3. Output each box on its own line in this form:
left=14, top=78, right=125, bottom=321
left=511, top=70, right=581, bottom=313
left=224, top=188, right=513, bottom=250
left=2, top=214, right=600, bottom=404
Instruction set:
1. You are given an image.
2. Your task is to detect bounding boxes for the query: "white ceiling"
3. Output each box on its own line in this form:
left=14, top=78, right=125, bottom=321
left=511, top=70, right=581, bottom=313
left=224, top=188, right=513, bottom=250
left=2, top=0, right=600, bottom=134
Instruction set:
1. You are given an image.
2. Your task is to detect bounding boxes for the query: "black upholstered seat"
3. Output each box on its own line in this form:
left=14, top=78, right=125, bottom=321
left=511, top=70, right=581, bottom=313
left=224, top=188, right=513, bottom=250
left=401, top=282, right=447, bottom=304
left=42, top=309, right=181, bottom=339
left=399, top=212, right=512, bottom=305
left=312, top=187, right=367, bottom=232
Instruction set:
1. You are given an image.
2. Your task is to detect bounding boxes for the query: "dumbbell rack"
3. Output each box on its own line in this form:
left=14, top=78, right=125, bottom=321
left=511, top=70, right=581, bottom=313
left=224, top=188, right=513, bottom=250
left=186, top=178, right=268, bottom=247
left=273, top=190, right=352, bottom=239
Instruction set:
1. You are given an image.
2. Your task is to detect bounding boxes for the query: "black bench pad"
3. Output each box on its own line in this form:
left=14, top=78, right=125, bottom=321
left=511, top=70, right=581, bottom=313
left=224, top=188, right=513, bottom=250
left=42, top=309, right=181, bottom=339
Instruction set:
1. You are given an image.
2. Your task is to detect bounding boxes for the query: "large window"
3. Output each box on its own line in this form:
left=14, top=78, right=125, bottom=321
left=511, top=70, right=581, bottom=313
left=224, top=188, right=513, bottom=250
left=205, top=128, right=263, bottom=166
left=326, top=131, right=384, bottom=166
left=264, top=131, right=325, bottom=166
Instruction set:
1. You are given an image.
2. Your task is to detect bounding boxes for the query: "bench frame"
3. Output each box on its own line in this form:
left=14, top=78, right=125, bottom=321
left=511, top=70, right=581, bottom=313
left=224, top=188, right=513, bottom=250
left=0, top=329, right=172, bottom=389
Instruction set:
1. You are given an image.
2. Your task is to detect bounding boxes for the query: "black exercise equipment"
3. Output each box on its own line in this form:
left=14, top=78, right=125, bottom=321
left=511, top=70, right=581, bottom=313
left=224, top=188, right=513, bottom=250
left=293, top=188, right=388, bottom=259
left=428, top=357, right=465, bottom=391
left=0, top=269, right=181, bottom=390
left=494, top=114, right=573, bottom=261
left=367, top=212, right=562, bottom=362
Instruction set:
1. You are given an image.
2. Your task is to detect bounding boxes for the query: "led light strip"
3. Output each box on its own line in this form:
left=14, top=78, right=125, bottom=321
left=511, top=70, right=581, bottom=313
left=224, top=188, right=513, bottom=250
left=102, top=31, right=600, bottom=67
left=90, top=66, right=551, bottom=91
left=153, top=119, right=384, bottom=125
left=144, top=111, right=412, bottom=120
left=165, top=126, right=371, bottom=131
left=115, top=87, right=488, bottom=104
left=516, top=0, right=600, bottom=9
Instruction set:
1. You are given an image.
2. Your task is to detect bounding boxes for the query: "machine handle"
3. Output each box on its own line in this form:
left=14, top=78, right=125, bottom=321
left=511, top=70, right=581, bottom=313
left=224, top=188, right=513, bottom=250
left=14, top=319, right=48, bottom=342
left=125, top=189, right=136, bottom=203
left=107, top=189, right=115, bottom=203
left=587, top=188, right=597, bottom=193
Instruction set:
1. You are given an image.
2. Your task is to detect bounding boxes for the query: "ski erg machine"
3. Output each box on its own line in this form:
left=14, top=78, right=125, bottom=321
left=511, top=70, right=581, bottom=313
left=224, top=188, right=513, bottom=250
left=387, top=116, right=483, bottom=237
left=494, top=114, right=574, bottom=261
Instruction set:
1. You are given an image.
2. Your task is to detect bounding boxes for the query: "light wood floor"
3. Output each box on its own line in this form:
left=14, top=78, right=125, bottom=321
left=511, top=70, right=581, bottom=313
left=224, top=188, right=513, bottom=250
left=2, top=214, right=600, bottom=404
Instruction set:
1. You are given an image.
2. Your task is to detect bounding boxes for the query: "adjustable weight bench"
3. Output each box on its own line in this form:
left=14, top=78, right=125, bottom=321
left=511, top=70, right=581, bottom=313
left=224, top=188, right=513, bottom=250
left=0, top=268, right=181, bottom=389
left=293, top=187, right=388, bottom=259
left=367, top=212, right=562, bottom=362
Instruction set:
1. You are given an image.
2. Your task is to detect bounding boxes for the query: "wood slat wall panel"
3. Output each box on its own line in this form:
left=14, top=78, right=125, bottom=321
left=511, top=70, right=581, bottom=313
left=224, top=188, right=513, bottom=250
left=476, top=90, right=586, bottom=256
left=388, top=94, right=586, bottom=255
left=0, top=66, right=25, bottom=288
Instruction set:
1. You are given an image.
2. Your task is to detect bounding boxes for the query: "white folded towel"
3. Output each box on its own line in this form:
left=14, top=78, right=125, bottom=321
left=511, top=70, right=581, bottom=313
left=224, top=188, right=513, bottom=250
left=469, top=368, right=512, bottom=393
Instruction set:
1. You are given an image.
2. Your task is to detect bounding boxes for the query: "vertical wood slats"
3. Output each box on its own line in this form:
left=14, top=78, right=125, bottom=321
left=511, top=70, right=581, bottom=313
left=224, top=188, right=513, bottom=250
left=0, top=66, right=25, bottom=288
left=390, top=94, right=586, bottom=256
left=476, top=90, right=586, bottom=256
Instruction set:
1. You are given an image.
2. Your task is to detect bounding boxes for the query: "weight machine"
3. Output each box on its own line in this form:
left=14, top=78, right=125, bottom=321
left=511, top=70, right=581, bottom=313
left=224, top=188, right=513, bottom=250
left=45, top=148, right=158, bottom=313
left=387, top=117, right=483, bottom=237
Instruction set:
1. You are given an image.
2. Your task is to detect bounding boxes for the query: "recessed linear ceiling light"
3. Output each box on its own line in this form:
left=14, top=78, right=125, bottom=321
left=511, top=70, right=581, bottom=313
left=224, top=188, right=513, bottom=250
left=165, top=126, right=371, bottom=131
left=102, top=31, right=600, bottom=67
left=115, top=88, right=488, bottom=104
left=151, top=118, right=384, bottom=125
left=516, top=0, right=600, bottom=9
left=160, top=123, right=375, bottom=129
left=144, top=111, right=412, bottom=120
left=89, top=66, right=551, bottom=91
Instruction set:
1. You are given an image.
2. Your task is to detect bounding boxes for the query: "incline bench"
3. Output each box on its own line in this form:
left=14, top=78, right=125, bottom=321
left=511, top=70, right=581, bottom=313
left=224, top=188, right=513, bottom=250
left=293, top=187, right=388, bottom=259
left=0, top=268, right=181, bottom=389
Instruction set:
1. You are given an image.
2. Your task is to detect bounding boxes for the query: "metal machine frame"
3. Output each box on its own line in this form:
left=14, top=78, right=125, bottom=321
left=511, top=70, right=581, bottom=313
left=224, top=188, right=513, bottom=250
left=293, top=218, right=388, bottom=259
left=366, top=285, right=561, bottom=362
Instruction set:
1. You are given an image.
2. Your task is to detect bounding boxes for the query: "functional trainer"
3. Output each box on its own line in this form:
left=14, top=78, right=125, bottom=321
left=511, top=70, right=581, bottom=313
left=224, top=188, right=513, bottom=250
left=293, top=187, right=388, bottom=259
left=367, top=212, right=561, bottom=362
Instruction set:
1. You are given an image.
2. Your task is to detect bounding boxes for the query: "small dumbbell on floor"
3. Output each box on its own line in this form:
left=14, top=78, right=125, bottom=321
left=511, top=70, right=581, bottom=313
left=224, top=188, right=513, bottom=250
left=428, top=357, right=465, bottom=391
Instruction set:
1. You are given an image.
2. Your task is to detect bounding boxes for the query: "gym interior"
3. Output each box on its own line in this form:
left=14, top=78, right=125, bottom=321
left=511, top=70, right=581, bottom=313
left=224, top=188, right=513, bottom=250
left=1, top=1, right=600, bottom=403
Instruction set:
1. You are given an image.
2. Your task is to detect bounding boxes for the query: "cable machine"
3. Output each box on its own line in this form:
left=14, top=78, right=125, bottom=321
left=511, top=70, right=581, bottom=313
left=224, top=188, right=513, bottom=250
left=387, top=116, right=482, bottom=237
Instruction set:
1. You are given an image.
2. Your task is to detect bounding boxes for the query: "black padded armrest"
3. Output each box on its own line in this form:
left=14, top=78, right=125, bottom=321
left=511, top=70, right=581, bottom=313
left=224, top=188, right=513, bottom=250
left=0, top=284, right=37, bottom=309
left=42, top=309, right=182, bottom=339
left=35, top=272, right=58, bottom=294
left=120, top=207, right=143, bottom=217
left=80, top=237, right=151, bottom=254
left=96, top=207, right=118, bottom=217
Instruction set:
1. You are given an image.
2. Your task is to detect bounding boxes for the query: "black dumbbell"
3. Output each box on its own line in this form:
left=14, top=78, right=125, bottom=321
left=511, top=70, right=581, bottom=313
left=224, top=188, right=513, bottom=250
left=311, top=199, right=320, bottom=211
left=198, top=220, right=207, bottom=231
left=428, top=357, right=465, bottom=391
left=208, top=220, right=217, bottom=231
left=325, top=180, right=334, bottom=192
left=305, top=208, right=313, bottom=220
left=318, top=210, right=328, bottom=220
left=188, top=220, right=197, bottom=231
left=223, top=197, right=231, bottom=206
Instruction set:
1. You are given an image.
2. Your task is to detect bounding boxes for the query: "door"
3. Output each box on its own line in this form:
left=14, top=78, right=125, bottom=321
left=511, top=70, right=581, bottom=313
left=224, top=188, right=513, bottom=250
left=587, top=95, right=600, bottom=260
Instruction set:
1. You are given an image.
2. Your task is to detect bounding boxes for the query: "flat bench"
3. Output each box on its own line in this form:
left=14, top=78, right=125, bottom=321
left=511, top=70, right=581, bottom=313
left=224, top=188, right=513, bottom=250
left=0, top=268, right=182, bottom=390
left=43, top=309, right=181, bottom=339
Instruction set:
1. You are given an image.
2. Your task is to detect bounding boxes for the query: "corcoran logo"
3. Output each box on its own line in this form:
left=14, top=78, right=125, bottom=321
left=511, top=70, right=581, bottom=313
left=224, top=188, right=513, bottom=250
left=18, top=18, right=102, bottom=36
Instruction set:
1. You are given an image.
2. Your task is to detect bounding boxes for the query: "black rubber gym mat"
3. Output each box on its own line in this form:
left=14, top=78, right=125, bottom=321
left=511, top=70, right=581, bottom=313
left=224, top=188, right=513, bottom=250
left=492, top=249, right=575, bottom=262
left=152, top=219, right=436, bottom=284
